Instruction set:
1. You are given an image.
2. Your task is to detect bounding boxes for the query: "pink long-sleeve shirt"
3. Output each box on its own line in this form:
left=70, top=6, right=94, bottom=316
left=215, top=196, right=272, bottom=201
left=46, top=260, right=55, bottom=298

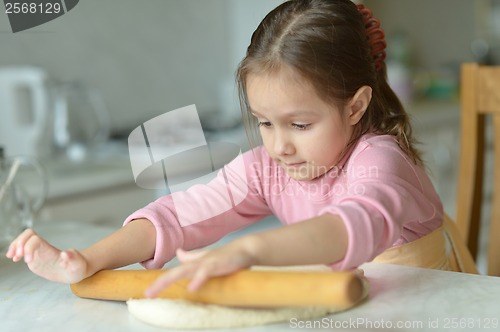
left=124, top=133, right=443, bottom=270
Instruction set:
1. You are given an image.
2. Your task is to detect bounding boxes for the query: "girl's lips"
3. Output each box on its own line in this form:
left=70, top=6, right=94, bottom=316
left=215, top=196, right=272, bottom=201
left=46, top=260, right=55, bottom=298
left=284, top=161, right=306, bottom=168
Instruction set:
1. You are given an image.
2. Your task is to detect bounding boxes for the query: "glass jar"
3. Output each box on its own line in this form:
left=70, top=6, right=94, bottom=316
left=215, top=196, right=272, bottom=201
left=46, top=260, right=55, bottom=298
left=0, top=147, right=47, bottom=252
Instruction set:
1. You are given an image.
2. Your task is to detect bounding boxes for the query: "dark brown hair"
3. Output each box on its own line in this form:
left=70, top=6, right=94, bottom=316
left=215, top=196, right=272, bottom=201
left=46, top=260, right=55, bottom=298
left=236, top=0, right=421, bottom=164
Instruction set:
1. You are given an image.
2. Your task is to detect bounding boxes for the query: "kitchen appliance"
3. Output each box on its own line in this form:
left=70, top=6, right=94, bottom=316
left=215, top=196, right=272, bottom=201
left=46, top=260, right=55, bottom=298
left=51, top=80, right=110, bottom=161
left=0, top=66, right=110, bottom=161
left=0, top=66, right=51, bottom=159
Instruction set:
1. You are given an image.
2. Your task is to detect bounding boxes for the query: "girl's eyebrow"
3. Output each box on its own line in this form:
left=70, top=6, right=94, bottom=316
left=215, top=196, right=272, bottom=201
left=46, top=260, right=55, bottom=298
left=249, top=109, right=261, bottom=116
left=250, top=108, right=320, bottom=118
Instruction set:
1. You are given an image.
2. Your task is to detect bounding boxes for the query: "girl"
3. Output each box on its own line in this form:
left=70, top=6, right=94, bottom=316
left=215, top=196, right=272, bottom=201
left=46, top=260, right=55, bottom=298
left=5, top=0, right=476, bottom=297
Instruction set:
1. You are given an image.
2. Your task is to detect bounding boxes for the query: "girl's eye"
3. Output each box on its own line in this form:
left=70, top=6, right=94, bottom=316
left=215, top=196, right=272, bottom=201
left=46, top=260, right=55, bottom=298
left=292, top=123, right=311, bottom=130
left=258, top=121, right=272, bottom=128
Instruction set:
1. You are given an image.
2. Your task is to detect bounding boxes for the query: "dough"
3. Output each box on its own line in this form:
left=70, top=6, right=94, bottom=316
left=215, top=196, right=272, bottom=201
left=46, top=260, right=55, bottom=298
left=127, top=266, right=368, bottom=329
left=127, top=298, right=342, bottom=329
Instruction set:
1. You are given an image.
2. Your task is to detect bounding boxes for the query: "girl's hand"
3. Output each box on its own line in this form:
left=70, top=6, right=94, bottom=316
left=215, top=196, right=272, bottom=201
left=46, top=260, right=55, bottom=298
left=144, top=238, right=259, bottom=298
left=5, top=229, right=89, bottom=284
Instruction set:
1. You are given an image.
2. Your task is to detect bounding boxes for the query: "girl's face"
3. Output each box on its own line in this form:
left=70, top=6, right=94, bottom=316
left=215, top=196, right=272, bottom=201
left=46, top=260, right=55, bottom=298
left=246, top=69, right=356, bottom=181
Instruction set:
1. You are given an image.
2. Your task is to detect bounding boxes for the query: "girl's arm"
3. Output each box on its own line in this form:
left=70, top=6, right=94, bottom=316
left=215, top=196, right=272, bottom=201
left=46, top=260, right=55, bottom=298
left=81, top=218, right=157, bottom=273
left=246, top=213, right=347, bottom=266
left=145, top=213, right=347, bottom=297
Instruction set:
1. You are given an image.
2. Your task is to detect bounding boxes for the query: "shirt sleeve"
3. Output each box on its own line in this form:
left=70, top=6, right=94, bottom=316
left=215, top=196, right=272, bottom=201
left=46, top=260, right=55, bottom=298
left=320, top=140, right=442, bottom=270
left=123, top=148, right=273, bottom=269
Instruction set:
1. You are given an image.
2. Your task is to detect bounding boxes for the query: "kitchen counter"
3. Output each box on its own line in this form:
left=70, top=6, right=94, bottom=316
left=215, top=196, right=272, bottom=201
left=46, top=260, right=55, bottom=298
left=1, top=221, right=499, bottom=332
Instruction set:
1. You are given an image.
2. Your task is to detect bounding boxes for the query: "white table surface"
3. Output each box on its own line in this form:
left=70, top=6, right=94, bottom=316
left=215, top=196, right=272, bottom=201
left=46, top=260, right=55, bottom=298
left=1, top=221, right=499, bottom=332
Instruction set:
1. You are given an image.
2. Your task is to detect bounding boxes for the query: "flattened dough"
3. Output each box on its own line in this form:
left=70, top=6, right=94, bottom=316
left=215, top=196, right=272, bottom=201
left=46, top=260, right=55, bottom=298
left=127, top=266, right=367, bottom=329
left=127, top=299, right=343, bottom=329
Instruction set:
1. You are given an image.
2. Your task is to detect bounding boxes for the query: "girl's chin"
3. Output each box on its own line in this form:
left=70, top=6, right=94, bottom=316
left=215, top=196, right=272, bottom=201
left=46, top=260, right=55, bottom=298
left=285, top=168, right=323, bottom=181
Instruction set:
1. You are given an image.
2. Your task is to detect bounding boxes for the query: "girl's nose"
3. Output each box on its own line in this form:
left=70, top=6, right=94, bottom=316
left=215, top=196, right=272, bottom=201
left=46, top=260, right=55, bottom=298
left=273, top=131, right=295, bottom=156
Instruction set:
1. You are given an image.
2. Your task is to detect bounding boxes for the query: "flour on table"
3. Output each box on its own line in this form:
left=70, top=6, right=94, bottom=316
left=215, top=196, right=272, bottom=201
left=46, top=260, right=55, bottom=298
left=126, top=266, right=368, bottom=329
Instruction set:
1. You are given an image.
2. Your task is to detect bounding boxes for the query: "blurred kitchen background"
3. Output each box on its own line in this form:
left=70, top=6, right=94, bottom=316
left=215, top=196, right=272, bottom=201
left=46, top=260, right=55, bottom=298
left=0, top=0, right=498, bottom=272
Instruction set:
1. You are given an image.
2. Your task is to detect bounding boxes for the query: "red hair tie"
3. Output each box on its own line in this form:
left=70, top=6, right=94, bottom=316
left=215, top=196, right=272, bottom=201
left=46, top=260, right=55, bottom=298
left=356, top=4, right=387, bottom=72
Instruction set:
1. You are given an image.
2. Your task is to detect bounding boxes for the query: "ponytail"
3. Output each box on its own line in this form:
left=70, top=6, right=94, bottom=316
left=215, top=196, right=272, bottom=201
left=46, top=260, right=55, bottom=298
left=356, top=4, right=422, bottom=164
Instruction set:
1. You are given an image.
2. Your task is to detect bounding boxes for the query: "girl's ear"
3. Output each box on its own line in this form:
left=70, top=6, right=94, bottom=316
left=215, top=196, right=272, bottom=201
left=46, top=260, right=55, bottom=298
left=347, top=85, right=372, bottom=126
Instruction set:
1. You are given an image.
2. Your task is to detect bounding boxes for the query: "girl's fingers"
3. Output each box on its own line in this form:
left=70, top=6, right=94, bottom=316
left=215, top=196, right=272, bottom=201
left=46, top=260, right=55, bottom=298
left=144, top=265, right=193, bottom=298
left=147, top=246, right=248, bottom=297
left=146, top=250, right=213, bottom=297
left=176, top=248, right=208, bottom=263
left=22, top=234, right=43, bottom=263
left=5, top=242, right=15, bottom=259
left=7, top=229, right=36, bottom=261
left=188, top=267, right=210, bottom=292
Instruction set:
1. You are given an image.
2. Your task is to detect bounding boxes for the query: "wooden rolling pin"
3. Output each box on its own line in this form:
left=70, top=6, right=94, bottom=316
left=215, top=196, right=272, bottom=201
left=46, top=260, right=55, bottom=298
left=70, top=269, right=364, bottom=309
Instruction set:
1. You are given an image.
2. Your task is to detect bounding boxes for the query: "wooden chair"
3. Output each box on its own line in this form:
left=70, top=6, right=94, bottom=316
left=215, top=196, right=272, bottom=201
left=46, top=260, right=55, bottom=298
left=456, top=63, right=500, bottom=276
